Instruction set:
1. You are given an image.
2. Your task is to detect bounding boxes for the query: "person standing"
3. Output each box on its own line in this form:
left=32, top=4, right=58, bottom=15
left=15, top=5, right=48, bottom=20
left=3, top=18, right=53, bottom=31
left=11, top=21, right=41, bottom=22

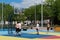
left=15, top=21, right=22, bottom=36
left=36, top=23, right=40, bottom=35
left=47, top=23, right=50, bottom=32
left=47, top=19, right=50, bottom=32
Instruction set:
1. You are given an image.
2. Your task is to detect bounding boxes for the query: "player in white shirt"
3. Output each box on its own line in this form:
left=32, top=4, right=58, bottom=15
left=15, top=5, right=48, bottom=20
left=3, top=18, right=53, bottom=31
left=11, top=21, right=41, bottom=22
left=36, top=23, right=40, bottom=35
left=15, top=22, right=21, bottom=36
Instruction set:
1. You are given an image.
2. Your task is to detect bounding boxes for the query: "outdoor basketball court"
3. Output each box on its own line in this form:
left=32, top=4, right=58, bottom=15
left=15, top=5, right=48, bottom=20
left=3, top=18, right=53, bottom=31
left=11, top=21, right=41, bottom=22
left=0, top=29, right=60, bottom=40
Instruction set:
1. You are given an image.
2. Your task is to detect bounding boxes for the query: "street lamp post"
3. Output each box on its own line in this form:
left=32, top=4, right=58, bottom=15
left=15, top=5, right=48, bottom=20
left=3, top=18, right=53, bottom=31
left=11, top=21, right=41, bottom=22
left=35, top=1, right=36, bottom=24
left=2, top=0, right=3, bottom=30
left=34, top=0, right=37, bottom=24
left=41, top=0, right=43, bottom=27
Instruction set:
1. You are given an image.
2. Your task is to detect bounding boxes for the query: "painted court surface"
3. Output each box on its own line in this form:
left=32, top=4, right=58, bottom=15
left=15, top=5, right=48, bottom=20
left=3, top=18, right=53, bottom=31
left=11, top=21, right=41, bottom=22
left=0, top=29, right=60, bottom=40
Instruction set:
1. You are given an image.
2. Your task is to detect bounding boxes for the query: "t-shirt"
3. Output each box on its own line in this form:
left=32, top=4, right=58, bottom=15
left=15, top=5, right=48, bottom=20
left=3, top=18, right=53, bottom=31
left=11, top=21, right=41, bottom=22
left=15, top=23, right=21, bottom=29
left=36, top=23, right=39, bottom=29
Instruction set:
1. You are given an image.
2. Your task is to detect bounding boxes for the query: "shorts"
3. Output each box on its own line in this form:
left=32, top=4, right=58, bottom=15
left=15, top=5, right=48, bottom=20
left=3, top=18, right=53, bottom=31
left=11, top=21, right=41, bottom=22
left=47, top=27, right=50, bottom=30
left=16, top=28, right=21, bottom=33
left=36, top=28, right=39, bottom=32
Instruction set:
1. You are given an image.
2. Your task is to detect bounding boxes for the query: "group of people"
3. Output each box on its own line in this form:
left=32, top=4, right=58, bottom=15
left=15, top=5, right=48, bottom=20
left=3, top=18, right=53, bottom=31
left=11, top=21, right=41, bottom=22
left=15, top=21, right=50, bottom=36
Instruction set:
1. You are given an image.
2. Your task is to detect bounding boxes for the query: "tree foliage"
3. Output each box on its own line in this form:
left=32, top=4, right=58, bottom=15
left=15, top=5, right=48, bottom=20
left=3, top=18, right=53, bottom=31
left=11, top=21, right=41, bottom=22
left=0, top=3, right=26, bottom=22
left=0, top=3, right=14, bottom=21
left=24, top=0, right=60, bottom=25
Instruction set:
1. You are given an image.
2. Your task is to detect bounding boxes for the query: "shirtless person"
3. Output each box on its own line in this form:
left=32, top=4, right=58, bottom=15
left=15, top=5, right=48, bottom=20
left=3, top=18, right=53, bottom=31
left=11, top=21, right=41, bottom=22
left=47, top=23, right=50, bottom=32
left=47, top=19, right=50, bottom=32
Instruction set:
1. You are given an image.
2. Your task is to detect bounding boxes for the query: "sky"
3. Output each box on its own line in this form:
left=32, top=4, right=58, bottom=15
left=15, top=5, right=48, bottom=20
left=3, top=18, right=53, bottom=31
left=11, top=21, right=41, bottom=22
left=0, top=0, right=45, bottom=8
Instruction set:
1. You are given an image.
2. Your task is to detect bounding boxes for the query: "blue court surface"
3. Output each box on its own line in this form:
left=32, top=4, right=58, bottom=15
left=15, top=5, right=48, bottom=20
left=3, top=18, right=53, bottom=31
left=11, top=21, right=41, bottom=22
left=0, top=29, right=57, bottom=39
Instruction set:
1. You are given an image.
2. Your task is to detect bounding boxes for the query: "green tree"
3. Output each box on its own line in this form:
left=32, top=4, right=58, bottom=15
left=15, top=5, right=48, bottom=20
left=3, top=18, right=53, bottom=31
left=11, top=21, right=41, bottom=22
left=0, top=3, right=14, bottom=21
left=12, top=14, right=26, bottom=21
left=24, top=5, right=41, bottom=21
left=0, top=3, right=2, bottom=21
left=46, top=0, right=60, bottom=25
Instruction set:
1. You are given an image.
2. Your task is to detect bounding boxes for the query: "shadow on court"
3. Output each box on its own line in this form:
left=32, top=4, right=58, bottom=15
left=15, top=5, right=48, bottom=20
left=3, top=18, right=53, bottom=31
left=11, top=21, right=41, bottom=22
left=2, top=33, right=53, bottom=39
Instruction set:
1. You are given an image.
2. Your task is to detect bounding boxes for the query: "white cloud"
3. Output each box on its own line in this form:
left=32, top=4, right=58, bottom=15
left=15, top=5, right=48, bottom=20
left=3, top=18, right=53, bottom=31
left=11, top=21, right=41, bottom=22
left=10, top=0, right=45, bottom=8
